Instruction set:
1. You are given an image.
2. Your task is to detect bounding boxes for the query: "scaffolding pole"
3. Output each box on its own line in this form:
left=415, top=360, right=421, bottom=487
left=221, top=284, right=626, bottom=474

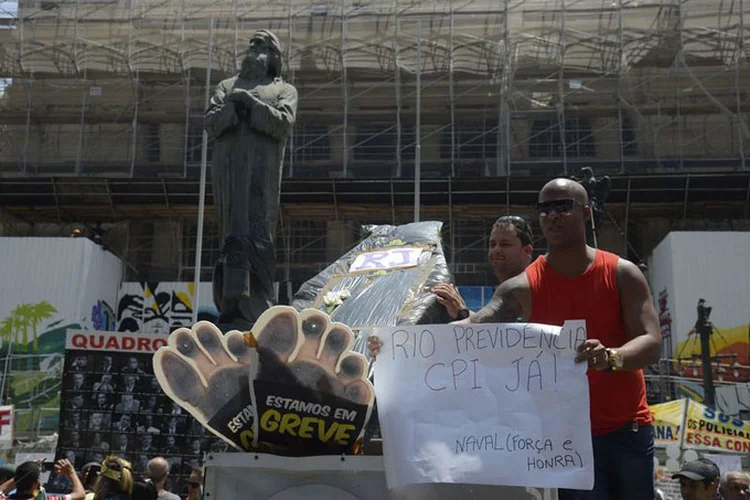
left=676, top=1, right=684, bottom=171
left=737, top=0, right=746, bottom=170
left=74, top=0, right=85, bottom=176
left=341, top=5, right=349, bottom=178
left=20, top=6, right=31, bottom=176
left=414, top=20, right=422, bottom=222
left=192, top=18, right=214, bottom=324
left=183, top=69, right=191, bottom=177
left=287, top=0, right=295, bottom=178
left=449, top=177, right=455, bottom=269
left=500, top=0, right=511, bottom=177
left=128, top=0, right=140, bottom=178
left=394, top=0, right=402, bottom=178
left=449, top=5, right=456, bottom=178
left=505, top=0, right=513, bottom=178
left=558, top=1, right=567, bottom=176
left=181, top=0, right=190, bottom=177
left=617, top=0, right=626, bottom=174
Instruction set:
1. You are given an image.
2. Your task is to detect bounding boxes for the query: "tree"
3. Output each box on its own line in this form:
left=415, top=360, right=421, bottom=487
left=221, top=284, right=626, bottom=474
left=0, top=318, right=12, bottom=346
left=11, top=304, right=33, bottom=354
left=29, top=301, right=57, bottom=354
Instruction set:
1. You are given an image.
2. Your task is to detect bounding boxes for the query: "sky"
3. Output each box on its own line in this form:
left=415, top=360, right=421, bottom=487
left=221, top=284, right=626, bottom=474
left=0, top=1, right=17, bottom=19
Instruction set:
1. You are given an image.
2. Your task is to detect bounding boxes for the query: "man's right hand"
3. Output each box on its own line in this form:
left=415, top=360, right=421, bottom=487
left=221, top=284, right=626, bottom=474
left=432, top=284, right=467, bottom=320
left=368, top=335, right=383, bottom=361
left=54, top=459, right=75, bottom=478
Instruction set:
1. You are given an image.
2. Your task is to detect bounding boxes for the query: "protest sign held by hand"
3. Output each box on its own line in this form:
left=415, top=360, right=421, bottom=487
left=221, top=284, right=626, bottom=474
left=373, top=320, right=594, bottom=490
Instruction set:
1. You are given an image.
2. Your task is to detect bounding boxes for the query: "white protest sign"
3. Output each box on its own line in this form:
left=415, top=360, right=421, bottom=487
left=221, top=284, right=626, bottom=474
left=373, top=321, right=593, bottom=490
left=349, top=247, right=423, bottom=273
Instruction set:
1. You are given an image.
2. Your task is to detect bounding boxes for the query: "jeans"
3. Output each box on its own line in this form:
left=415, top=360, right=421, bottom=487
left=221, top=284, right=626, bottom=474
left=559, top=424, right=655, bottom=500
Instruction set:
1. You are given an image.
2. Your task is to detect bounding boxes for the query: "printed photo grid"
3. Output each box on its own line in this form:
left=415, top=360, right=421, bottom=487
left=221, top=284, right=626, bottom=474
left=55, top=351, right=233, bottom=497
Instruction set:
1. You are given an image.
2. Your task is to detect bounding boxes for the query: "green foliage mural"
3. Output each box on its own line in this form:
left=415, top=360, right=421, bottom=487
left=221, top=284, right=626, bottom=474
left=0, top=301, right=58, bottom=354
left=0, top=301, right=67, bottom=437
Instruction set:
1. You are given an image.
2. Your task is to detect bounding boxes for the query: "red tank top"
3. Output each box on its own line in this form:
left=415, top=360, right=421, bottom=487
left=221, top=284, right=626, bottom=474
left=526, top=250, right=652, bottom=436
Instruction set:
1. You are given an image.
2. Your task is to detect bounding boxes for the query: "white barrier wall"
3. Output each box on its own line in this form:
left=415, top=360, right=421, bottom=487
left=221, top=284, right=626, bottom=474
left=204, top=453, right=558, bottom=500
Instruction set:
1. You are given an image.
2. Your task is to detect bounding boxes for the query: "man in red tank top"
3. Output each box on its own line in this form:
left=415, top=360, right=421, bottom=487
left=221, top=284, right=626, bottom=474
left=468, top=178, right=662, bottom=500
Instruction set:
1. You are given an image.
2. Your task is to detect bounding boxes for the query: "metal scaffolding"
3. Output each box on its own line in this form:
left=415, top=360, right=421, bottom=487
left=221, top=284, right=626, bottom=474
left=0, top=0, right=748, bottom=180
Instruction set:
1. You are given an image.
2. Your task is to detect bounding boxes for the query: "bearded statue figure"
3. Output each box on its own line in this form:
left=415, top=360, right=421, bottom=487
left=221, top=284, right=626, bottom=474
left=204, top=30, right=298, bottom=331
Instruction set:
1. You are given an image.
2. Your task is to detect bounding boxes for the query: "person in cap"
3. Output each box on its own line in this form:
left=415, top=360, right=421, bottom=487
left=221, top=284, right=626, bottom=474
left=204, top=29, right=298, bottom=330
left=431, top=215, right=534, bottom=320
left=673, top=458, right=720, bottom=500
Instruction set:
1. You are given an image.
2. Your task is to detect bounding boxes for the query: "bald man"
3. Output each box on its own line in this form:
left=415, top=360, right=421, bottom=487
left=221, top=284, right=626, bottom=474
left=720, top=471, right=750, bottom=500
left=466, top=178, right=662, bottom=499
left=146, top=457, right=180, bottom=500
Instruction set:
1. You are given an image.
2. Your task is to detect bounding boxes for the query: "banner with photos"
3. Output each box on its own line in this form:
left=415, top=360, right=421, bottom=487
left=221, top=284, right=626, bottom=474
left=52, top=330, right=234, bottom=497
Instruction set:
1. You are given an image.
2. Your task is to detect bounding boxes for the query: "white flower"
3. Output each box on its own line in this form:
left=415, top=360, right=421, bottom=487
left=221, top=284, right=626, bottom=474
left=323, top=291, right=341, bottom=307
left=323, top=289, right=352, bottom=308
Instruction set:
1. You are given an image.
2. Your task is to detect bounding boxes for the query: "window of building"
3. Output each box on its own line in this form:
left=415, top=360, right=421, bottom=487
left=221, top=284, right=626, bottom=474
left=440, top=120, right=499, bottom=160
left=144, top=124, right=160, bottom=162
left=529, top=117, right=595, bottom=158
left=621, top=115, right=638, bottom=156
left=353, top=123, right=415, bottom=161
left=277, top=220, right=327, bottom=264
left=453, top=219, right=492, bottom=264
left=290, top=124, right=330, bottom=163
left=565, top=117, right=595, bottom=157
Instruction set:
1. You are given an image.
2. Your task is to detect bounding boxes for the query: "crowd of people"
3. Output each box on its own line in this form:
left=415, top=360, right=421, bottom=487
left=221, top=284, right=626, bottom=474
left=0, top=456, right=202, bottom=500
left=670, top=458, right=749, bottom=500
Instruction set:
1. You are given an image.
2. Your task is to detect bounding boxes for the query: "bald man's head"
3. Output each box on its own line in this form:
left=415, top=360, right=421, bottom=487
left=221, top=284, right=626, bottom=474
left=536, top=177, right=590, bottom=248
left=146, top=457, right=169, bottom=484
left=539, top=178, right=589, bottom=205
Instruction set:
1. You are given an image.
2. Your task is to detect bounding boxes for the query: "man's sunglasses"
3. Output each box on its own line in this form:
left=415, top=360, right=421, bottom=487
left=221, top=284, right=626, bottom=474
left=536, top=199, right=583, bottom=218
left=188, top=482, right=201, bottom=488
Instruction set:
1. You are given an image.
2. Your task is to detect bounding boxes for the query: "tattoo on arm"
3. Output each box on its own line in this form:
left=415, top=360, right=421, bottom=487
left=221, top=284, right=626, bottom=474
left=472, top=286, right=521, bottom=323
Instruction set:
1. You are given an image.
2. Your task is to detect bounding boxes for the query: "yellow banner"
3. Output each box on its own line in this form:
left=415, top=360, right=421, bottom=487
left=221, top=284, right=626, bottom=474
left=683, top=399, right=750, bottom=454
left=650, top=399, right=686, bottom=446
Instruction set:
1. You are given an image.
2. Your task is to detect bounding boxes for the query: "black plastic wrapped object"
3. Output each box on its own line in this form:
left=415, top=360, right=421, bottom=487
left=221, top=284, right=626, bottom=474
left=290, top=221, right=454, bottom=354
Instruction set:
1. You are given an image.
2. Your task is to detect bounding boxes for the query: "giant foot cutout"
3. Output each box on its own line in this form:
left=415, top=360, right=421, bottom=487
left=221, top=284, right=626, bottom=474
left=248, top=306, right=375, bottom=454
left=154, top=308, right=375, bottom=455
left=153, top=321, right=258, bottom=451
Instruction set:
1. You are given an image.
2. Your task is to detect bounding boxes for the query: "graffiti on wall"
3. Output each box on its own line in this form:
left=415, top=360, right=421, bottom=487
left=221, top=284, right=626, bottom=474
left=91, top=300, right=116, bottom=332
left=116, top=282, right=217, bottom=334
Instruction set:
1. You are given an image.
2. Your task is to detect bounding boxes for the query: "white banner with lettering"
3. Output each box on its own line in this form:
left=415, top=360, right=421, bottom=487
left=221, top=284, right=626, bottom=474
left=373, top=321, right=594, bottom=490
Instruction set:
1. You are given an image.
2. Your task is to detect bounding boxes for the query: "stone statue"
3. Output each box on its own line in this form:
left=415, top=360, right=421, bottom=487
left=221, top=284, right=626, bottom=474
left=204, top=30, right=298, bottom=331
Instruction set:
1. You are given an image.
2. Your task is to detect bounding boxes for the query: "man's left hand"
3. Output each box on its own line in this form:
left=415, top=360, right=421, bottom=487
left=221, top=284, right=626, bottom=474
left=432, top=284, right=467, bottom=320
left=575, top=339, right=609, bottom=371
